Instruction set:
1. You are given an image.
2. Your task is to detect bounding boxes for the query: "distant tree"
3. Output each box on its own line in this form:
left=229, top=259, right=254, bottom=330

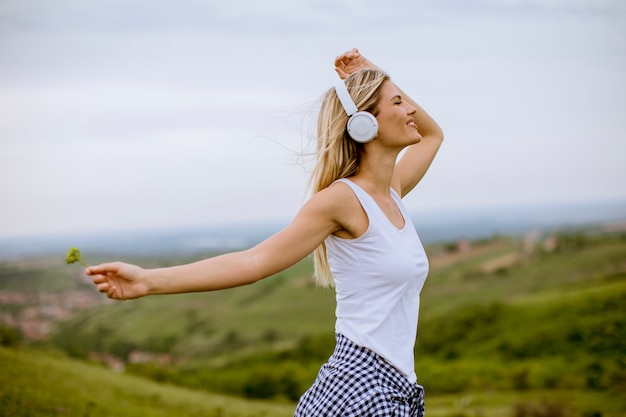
left=0, top=325, right=22, bottom=347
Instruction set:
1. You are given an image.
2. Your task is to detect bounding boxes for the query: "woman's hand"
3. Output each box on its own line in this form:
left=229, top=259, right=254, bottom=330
left=334, top=48, right=381, bottom=79
left=86, top=262, right=150, bottom=300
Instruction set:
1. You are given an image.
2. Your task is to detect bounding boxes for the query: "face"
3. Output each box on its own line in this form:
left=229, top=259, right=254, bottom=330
left=374, top=81, right=421, bottom=147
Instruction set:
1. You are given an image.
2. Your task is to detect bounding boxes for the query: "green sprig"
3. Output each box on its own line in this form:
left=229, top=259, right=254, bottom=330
left=66, top=247, right=89, bottom=267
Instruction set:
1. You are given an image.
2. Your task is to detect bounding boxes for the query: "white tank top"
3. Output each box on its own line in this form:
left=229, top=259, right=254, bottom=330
left=325, top=178, right=429, bottom=382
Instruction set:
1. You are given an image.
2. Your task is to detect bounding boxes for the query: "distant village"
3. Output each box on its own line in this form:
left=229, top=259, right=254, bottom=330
left=1, top=222, right=623, bottom=372
left=0, top=227, right=569, bottom=342
left=0, top=289, right=103, bottom=341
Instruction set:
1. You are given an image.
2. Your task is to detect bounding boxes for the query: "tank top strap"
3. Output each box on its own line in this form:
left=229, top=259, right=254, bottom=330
left=335, top=178, right=384, bottom=221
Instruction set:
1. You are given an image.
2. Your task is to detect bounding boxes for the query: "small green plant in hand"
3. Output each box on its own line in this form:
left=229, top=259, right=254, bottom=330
left=65, top=247, right=89, bottom=267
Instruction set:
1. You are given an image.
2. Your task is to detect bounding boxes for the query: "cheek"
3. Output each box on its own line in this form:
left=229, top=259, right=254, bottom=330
left=376, top=117, right=399, bottom=135
left=375, top=110, right=408, bottom=137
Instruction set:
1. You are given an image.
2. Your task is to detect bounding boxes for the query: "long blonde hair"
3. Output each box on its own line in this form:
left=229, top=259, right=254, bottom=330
left=310, top=69, right=389, bottom=287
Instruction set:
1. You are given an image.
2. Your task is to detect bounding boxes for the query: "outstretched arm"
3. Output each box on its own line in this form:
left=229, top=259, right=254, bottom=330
left=87, top=188, right=345, bottom=300
left=335, top=48, right=444, bottom=197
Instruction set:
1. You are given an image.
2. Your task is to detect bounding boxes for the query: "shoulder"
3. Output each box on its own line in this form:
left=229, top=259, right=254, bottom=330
left=306, top=180, right=366, bottom=239
left=299, top=180, right=362, bottom=226
left=307, top=180, right=359, bottom=215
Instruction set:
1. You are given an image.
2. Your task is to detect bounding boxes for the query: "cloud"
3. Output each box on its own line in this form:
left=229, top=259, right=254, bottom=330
left=0, top=0, right=351, bottom=37
left=0, top=0, right=625, bottom=238
left=3, top=0, right=624, bottom=39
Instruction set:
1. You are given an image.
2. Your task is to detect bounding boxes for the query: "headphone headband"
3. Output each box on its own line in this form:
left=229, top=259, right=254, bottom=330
left=334, top=80, right=358, bottom=116
left=333, top=77, right=378, bottom=143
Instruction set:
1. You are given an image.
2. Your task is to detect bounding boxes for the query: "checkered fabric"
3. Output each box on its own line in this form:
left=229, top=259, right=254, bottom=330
left=294, top=333, right=425, bottom=417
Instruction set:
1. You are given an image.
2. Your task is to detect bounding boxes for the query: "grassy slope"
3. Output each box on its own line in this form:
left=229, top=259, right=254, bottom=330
left=47, top=256, right=337, bottom=359
left=420, top=240, right=626, bottom=317
left=3, top=346, right=625, bottom=417
left=2, top=234, right=626, bottom=416
left=0, top=346, right=295, bottom=417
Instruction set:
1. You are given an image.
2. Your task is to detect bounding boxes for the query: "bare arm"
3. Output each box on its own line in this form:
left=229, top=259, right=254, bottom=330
left=335, top=48, right=444, bottom=197
left=87, top=188, right=345, bottom=300
left=392, top=84, right=444, bottom=197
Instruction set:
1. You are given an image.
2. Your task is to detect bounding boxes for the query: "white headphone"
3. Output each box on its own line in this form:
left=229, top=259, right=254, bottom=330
left=334, top=79, right=378, bottom=143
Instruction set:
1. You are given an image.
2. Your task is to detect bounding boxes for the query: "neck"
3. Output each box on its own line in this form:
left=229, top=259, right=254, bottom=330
left=353, top=145, right=401, bottom=194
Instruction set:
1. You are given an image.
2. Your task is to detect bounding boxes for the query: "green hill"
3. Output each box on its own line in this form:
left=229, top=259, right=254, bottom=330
left=0, top=346, right=295, bottom=417
left=2, top=345, right=625, bottom=417
left=2, top=228, right=626, bottom=416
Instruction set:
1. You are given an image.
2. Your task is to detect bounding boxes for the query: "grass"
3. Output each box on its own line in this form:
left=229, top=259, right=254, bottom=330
left=3, top=346, right=625, bottom=417
left=423, top=390, right=626, bottom=417
left=420, top=240, right=626, bottom=317
left=0, top=346, right=295, bottom=417
left=2, top=230, right=626, bottom=416
left=47, top=257, right=337, bottom=360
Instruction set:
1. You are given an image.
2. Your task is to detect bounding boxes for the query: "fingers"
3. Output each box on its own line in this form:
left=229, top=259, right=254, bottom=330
left=96, top=279, right=125, bottom=300
left=107, top=284, right=122, bottom=300
left=334, top=48, right=368, bottom=79
left=335, top=67, right=348, bottom=80
left=88, top=262, right=125, bottom=300
left=85, top=262, right=123, bottom=276
left=92, top=273, right=108, bottom=284
left=334, top=47, right=360, bottom=68
left=97, top=281, right=111, bottom=294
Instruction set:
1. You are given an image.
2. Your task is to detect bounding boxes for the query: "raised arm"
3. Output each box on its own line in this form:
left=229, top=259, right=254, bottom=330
left=87, top=187, right=348, bottom=300
left=392, top=84, right=443, bottom=197
left=335, top=48, right=444, bottom=197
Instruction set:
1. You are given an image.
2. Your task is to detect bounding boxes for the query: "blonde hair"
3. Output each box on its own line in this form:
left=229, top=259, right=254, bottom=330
left=310, top=69, right=389, bottom=287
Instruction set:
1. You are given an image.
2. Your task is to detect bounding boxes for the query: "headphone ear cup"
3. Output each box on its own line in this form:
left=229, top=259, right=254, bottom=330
left=347, top=111, right=378, bottom=143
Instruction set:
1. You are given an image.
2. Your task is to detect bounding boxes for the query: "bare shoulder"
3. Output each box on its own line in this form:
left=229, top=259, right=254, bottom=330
left=311, top=180, right=367, bottom=239
left=305, top=180, right=359, bottom=216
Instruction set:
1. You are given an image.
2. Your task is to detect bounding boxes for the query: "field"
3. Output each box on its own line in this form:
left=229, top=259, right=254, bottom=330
left=1, top=226, right=625, bottom=416
left=0, top=346, right=295, bottom=417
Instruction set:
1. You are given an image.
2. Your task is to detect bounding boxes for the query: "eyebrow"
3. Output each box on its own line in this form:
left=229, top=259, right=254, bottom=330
left=390, top=95, right=402, bottom=102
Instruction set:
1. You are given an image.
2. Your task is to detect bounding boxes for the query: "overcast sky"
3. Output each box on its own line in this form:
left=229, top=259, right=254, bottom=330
left=1, top=0, right=625, bottom=239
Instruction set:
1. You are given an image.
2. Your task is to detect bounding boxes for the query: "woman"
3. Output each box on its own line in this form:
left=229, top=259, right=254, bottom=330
left=87, top=48, right=443, bottom=416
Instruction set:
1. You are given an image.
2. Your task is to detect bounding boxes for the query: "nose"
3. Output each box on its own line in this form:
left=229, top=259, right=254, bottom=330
left=406, top=103, right=417, bottom=115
